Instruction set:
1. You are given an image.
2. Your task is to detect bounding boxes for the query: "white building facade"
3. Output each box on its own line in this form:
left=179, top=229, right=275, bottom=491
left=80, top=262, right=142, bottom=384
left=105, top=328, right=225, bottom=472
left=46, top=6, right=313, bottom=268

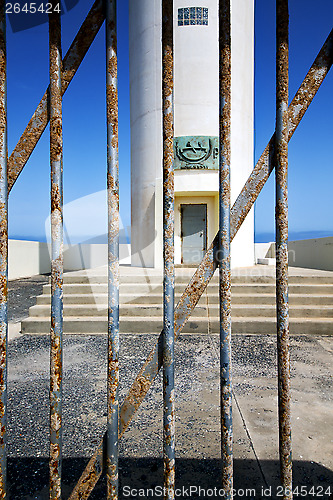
left=130, top=0, right=254, bottom=268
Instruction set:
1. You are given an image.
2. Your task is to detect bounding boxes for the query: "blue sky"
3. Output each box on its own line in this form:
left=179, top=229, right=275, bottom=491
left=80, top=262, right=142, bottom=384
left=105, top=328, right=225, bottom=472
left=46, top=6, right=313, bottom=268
left=6, top=0, right=333, bottom=243
left=7, top=0, right=131, bottom=243
left=254, top=0, right=333, bottom=241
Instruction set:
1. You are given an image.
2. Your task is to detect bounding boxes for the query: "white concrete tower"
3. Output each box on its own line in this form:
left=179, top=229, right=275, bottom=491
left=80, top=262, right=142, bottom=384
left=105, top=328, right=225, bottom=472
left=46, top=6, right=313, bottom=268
left=130, top=0, right=254, bottom=268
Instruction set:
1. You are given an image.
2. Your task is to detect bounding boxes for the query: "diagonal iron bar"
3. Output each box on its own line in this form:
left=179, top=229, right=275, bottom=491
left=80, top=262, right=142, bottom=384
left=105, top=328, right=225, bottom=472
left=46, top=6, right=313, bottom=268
left=7, top=0, right=105, bottom=193
left=68, top=27, right=333, bottom=500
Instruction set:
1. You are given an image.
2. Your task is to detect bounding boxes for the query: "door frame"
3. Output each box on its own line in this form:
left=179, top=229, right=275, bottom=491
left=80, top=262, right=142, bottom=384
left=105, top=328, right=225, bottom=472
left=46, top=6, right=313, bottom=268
left=180, top=203, right=207, bottom=264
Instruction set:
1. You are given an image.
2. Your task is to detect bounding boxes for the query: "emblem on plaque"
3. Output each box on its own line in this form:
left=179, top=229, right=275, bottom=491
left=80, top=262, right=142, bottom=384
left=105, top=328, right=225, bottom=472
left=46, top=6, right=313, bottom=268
left=174, top=136, right=219, bottom=170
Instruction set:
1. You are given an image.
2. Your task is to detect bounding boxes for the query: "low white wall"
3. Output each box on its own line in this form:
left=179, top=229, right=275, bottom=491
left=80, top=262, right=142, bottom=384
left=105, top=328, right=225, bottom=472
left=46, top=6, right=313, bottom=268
left=9, top=240, right=131, bottom=280
left=288, top=237, right=333, bottom=271
left=63, top=243, right=131, bottom=271
left=254, top=242, right=275, bottom=261
left=255, top=238, right=333, bottom=270
left=63, top=244, right=106, bottom=271
left=9, top=238, right=333, bottom=278
left=9, top=240, right=50, bottom=280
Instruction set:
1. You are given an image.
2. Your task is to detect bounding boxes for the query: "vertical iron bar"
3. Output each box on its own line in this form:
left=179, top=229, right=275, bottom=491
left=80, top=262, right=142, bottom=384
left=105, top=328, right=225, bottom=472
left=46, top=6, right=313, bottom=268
left=276, top=1, right=292, bottom=498
left=106, top=0, right=119, bottom=498
left=49, top=8, right=63, bottom=500
left=162, top=1, right=175, bottom=499
left=0, top=4, right=7, bottom=496
left=219, top=0, right=232, bottom=495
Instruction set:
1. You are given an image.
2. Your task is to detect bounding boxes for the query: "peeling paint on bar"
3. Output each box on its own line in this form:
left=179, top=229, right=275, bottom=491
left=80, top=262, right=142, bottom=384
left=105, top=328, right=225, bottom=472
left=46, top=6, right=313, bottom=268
left=68, top=22, right=333, bottom=500
left=106, top=1, right=119, bottom=499
left=49, top=10, right=63, bottom=500
left=162, top=1, right=175, bottom=498
left=0, top=4, right=7, bottom=496
left=275, top=2, right=292, bottom=498
left=219, top=0, right=233, bottom=495
left=7, top=0, right=105, bottom=193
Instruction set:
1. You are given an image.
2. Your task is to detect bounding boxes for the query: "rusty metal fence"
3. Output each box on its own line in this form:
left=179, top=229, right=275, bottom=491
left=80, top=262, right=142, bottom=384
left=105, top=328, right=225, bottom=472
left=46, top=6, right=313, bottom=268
left=0, top=0, right=332, bottom=498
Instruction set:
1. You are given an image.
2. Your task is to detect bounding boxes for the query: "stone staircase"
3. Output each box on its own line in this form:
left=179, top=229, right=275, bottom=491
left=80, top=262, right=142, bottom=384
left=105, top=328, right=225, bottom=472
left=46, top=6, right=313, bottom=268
left=21, top=266, right=333, bottom=335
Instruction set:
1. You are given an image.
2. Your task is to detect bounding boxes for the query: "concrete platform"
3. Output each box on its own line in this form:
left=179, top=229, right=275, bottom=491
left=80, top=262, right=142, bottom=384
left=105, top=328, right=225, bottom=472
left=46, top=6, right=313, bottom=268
left=5, top=332, right=333, bottom=499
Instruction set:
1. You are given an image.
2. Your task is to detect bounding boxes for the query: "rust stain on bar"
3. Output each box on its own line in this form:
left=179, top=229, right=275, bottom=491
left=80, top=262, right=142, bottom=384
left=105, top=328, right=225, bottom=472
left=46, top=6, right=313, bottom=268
left=276, top=1, right=292, bottom=498
left=0, top=3, right=7, bottom=495
left=68, top=24, right=333, bottom=500
left=219, top=0, right=233, bottom=495
left=162, top=1, right=175, bottom=498
left=106, top=0, right=119, bottom=498
left=7, top=0, right=105, bottom=193
left=49, top=9, right=63, bottom=500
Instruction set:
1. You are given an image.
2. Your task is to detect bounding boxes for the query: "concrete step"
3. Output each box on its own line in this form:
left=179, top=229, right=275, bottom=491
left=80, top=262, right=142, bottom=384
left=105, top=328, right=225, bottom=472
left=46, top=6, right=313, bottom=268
left=36, top=293, right=108, bottom=305
left=233, top=293, right=333, bottom=305
left=33, top=292, right=333, bottom=307
left=61, top=274, right=333, bottom=285
left=21, top=316, right=333, bottom=335
left=27, top=303, right=333, bottom=319
left=28, top=303, right=207, bottom=318
left=35, top=292, right=333, bottom=307
left=23, top=267, right=333, bottom=336
left=208, top=317, right=333, bottom=335
left=42, top=282, right=333, bottom=295
left=122, top=293, right=333, bottom=306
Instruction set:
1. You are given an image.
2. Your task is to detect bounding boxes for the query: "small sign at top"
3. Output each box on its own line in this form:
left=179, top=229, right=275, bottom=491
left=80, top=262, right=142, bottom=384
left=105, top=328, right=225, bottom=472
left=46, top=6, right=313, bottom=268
left=178, top=7, right=208, bottom=26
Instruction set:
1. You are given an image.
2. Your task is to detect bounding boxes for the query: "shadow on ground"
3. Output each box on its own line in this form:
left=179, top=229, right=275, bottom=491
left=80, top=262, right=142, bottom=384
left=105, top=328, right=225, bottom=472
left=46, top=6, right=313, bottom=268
left=8, top=458, right=333, bottom=499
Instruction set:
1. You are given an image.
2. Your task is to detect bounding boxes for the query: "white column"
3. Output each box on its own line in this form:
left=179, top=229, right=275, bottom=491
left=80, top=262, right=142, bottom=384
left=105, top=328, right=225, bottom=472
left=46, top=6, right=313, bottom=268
left=230, top=0, right=255, bottom=267
left=129, top=0, right=162, bottom=268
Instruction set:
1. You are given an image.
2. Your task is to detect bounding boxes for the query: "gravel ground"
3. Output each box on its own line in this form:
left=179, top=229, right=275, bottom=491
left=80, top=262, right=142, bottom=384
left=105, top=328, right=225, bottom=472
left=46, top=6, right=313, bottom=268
left=5, top=277, right=333, bottom=499
left=8, top=274, right=50, bottom=323
left=6, top=333, right=333, bottom=499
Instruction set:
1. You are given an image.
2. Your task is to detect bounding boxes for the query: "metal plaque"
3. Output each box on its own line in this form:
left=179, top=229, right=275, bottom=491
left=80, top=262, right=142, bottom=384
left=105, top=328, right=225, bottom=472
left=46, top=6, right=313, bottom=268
left=174, top=136, right=219, bottom=170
